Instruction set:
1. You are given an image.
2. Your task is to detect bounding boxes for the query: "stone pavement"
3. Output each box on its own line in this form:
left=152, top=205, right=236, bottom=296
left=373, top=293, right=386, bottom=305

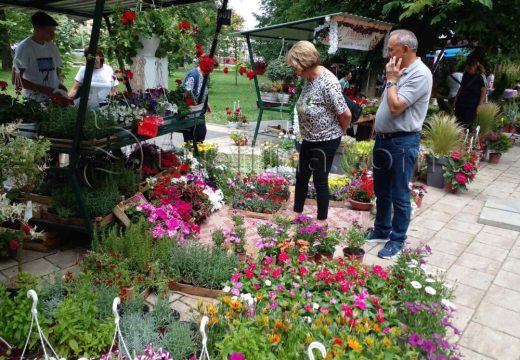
left=2, top=132, right=520, bottom=359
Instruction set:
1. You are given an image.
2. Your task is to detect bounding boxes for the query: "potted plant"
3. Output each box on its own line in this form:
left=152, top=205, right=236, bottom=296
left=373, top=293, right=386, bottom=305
left=443, top=150, right=478, bottom=193
left=254, top=60, right=267, bottom=75
left=347, top=171, right=375, bottom=211
left=500, top=103, right=519, bottom=133
left=409, top=182, right=427, bottom=207
left=487, top=131, right=514, bottom=163
left=423, top=114, right=463, bottom=188
left=266, top=58, right=296, bottom=87
left=342, top=222, right=366, bottom=261
left=313, top=227, right=341, bottom=262
left=475, top=102, right=499, bottom=138
left=230, top=131, right=249, bottom=146
left=226, top=103, right=247, bottom=128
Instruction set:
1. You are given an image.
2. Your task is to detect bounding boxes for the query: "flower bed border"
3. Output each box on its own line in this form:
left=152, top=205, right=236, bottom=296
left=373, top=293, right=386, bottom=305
left=169, top=282, right=223, bottom=299
left=39, top=210, right=114, bottom=229
left=234, top=205, right=283, bottom=221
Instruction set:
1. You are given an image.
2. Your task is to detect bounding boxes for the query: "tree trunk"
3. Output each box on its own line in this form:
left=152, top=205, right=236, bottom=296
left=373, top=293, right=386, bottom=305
left=0, top=10, right=13, bottom=70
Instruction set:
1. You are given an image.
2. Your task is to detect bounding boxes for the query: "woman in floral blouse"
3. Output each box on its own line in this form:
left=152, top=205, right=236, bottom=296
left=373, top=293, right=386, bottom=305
left=287, top=41, right=352, bottom=223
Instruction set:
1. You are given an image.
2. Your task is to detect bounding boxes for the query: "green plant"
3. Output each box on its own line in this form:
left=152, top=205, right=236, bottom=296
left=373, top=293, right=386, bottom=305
left=51, top=288, right=114, bottom=358
left=0, top=94, right=47, bottom=125
left=158, top=321, right=197, bottom=359
left=0, top=228, right=22, bottom=258
left=41, top=105, right=114, bottom=138
left=215, top=321, right=277, bottom=360
left=266, top=58, right=296, bottom=84
left=108, top=163, right=140, bottom=198
left=501, top=102, right=519, bottom=126
left=475, top=102, right=500, bottom=136
left=423, top=114, right=463, bottom=156
left=170, top=242, right=239, bottom=289
left=487, top=132, right=514, bottom=154
left=211, top=228, right=226, bottom=249
left=121, top=312, right=161, bottom=356
left=346, top=222, right=366, bottom=250
left=229, top=131, right=249, bottom=145
left=261, top=142, right=281, bottom=169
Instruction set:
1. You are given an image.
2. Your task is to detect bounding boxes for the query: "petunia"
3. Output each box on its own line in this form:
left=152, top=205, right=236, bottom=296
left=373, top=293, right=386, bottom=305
left=411, top=281, right=422, bottom=289
left=425, top=286, right=437, bottom=295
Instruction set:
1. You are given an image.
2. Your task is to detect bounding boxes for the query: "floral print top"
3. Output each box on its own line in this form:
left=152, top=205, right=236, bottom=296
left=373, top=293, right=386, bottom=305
left=296, top=68, right=348, bottom=142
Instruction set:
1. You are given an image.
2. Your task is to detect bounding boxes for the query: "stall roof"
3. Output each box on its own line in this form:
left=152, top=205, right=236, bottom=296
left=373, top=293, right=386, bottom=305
left=0, top=0, right=206, bottom=18
left=233, top=12, right=393, bottom=42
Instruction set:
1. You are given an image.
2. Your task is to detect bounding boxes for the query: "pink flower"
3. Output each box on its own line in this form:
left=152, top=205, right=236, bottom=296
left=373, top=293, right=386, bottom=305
left=278, top=252, right=290, bottom=263
left=230, top=353, right=245, bottom=360
left=488, top=131, right=499, bottom=141
left=253, top=283, right=260, bottom=290
left=454, top=172, right=468, bottom=185
left=305, top=304, right=312, bottom=312
left=451, top=151, right=463, bottom=160
left=462, top=162, right=474, bottom=172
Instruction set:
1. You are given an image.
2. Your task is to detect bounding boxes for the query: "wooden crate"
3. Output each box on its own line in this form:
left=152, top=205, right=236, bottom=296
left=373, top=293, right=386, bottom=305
left=169, top=282, right=222, bottom=299
left=40, top=211, right=114, bottom=229
left=23, top=231, right=61, bottom=252
left=112, top=193, right=148, bottom=227
left=47, top=134, right=118, bottom=150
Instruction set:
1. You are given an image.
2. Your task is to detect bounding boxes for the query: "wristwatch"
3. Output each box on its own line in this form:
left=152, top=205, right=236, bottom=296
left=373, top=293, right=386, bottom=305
left=386, top=81, right=397, bottom=88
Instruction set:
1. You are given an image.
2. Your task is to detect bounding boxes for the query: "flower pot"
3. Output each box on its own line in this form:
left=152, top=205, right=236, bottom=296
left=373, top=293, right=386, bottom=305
left=139, top=35, right=160, bottom=56
left=348, top=199, right=373, bottom=211
left=313, top=252, right=333, bottom=265
left=426, top=155, right=448, bottom=189
left=234, top=138, right=248, bottom=146
left=444, top=182, right=458, bottom=194
left=277, top=93, right=291, bottom=103
left=260, top=92, right=279, bottom=103
left=343, top=247, right=365, bottom=262
left=228, top=122, right=240, bottom=129
left=488, top=152, right=501, bottom=164
left=188, top=103, right=205, bottom=113
left=414, top=196, right=423, bottom=208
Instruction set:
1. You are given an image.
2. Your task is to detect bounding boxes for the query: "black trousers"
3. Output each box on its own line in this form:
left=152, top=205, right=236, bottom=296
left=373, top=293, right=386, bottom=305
left=294, top=137, right=341, bottom=220
left=181, top=121, right=207, bottom=143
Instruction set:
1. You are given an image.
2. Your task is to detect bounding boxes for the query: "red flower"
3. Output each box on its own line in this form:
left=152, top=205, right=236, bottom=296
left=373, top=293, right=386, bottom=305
left=247, top=70, right=256, bottom=80
left=175, top=79, right=182, bottom=85
left=196, top=43, right=204, bottom=57
left=178, top=20, right=191, bottom=31
left=199, top=55, right=215, bottom=75
left=0, top=80, right=8, bottom=91
left=23, top=224, right=32, bottom=235
left=168, top=280, right=175, bottom=289
left=121, top=10, right=137, bottom=26
left=455, top=172, right=468, bottom=185
left=180, top=163, right=189, bottom=173
left=125, top=70, right=134, bottom=80
left=462, top=162, right=474, bottom=172
left=488, top=131, right=499, bottom=141
left=223, top=67, right=229, bottom=74
left=278, top=252, right=290, bottom=263
left=451, top=151, right=463, bottom=160
left=115, top=69, right=122, bottom=74
left=9, top=239, right=19, bottom=252
left=239, top=66, right=247, bottom=75
left=185, top=97, right=194, bottom=106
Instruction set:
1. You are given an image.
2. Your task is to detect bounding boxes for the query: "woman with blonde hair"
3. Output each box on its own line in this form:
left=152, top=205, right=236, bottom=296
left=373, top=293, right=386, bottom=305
left=287, top=41, right=352, bottom=224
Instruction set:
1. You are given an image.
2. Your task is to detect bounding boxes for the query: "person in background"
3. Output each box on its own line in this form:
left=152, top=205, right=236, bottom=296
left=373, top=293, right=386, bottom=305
left=339, top=70, right=352, bottom=91
left=13, top=11, right=68, bottom=102
left=367, top=29, right=432, bottom=260
left=446, top=64, right=463, bottom=108
left=486, top=69, right=495, bottom=100
left=180, top=58, right=218, bottom=143
left=287, top=41, right=352, bottom=225
left=68, top=48, right=118, bottom=106
left=454, top=58, right=486, bottom=129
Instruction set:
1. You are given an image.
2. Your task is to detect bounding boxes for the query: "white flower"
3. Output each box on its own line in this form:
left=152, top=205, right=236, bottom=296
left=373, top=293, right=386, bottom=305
left=425, top=286, right=437, bottom=295
left=443, top=283, right=452, bottom=289
left=410, top=281, right=422, bottom=289
left=441, top=298, right=456, bottom=309
left=303, top=316, right=312, bottom=324
left=240, top=293, right=254, bottom=306
left=408, top=263, right=417, bottom=268
left=312, top=302, right=319, bottom=310
left=420, top=264, right=428, bottom=271
left=222, top=286, right=231, bottom=293
left=265, top=279, right=272, bottom=286
left=409, top=259, right=418, bottom=265
left=425, top=278, right=436, bottom=283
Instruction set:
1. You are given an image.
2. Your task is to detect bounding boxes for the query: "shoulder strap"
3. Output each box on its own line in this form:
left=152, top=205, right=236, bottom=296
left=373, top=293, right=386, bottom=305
left=449, top=74, right=461, bottom=84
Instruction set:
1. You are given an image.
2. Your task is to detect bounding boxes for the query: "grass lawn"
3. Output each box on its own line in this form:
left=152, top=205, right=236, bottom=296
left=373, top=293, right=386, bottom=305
left=0, top=67, right=280, bottom=125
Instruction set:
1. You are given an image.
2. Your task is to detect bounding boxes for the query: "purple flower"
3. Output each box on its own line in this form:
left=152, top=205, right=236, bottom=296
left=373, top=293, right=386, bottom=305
left=408, top=333, right=423, bottom=347
left=230, top=353, right=245, bottom=360
left=421, top=339, right=437, bottom=353
left=268, top=291, right=277, bottom=299
left=231, top=288, right=240, bottom=296
left=270, top=301, right=278, bottom=309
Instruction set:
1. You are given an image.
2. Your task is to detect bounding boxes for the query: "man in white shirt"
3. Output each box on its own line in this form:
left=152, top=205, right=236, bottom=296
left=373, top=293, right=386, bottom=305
left=13, top=11, right=69, bottom=102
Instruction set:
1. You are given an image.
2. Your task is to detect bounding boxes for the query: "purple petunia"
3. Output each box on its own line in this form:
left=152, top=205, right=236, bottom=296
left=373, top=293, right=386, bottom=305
left=408, top=333, right=423, bottom=347
left=421, top=339, right=437, bottom=353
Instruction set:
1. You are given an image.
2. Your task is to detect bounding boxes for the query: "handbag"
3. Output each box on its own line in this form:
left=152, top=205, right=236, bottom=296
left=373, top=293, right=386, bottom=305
left=343, top=94, right=363, bottom=123
left=136, top=115, right=164, bottom=138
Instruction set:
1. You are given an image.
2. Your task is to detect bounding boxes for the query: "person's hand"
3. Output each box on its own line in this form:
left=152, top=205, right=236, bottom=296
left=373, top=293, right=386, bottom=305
left=385, top=56, right=407, bottom=83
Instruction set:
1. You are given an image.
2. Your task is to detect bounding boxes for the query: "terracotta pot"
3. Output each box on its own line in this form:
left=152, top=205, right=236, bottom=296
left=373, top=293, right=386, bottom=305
left=234, top=138, right=248, bottom=146
left=343, top=247, right=365, bottom=262
left=313, top=252, right=333, bottom=265
left=348, top=199, right=373, bottom=211
left=444, top=182, right=458, bottom=194
left=414, top=196, right=423, bottom=208
left=488, top=152, right=501, bottom=164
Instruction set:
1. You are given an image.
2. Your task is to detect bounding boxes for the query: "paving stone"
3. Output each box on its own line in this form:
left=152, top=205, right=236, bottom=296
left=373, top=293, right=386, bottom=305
left=473, top=231, right=517, bottom=250
left=1, top=258, right=58, bottom=279
left=413, top=217, right=447, bottom=231
left=458, top=346, right=494, bottom=360
left=0, top=258, right=17, bottom=271
left=459, top=322, right=520, bottom=360
left=170, top=300, right=196, bottom=321
left=483, top=284, right=520, bottom=313
left=364, top=253, right=393, bottom=267
left=481, top=225, right=520, bottom=239
left=509, top=246, right=520, bottom=259
left=407, top=225, right=436, bottom=241
left=452, top=302, right=475, bottom=333
left=454, top=253, right=502, bottom=276
left=453, top=283, right=486, bottom=309
left=456, top=212, right=481, bottom=223
left=446, top=219, right=484, bottom=235
left=447, top=265, right=494, bottom=290
left=427, top=238, right=467, bottom=257
left=473, top=301, right=520, bottom=337
left=482, top=189, right=513, bottom=198
left=45, top=249, right=82, bottom=269
left=416, top=209, right=454, bottom=223
left=479, top=207, right=520, bottom=232
left=433, top=228, right=475, bottom=245
left=494, top=270, right=520, bottom=293
left=425, top=250, right=458, bottom=270
left=404, top=235, right=426, bottom=250
left=0, top=272, right=6, bottom=283
left=502, top=257, right=520, bottom=276
left=465, top=242, right=509, bottom=262
left=24, top=249, right=55, bottom=262
left=485, top=196, right=520, bottom=213
left=431, top=202, right=464, bottom=216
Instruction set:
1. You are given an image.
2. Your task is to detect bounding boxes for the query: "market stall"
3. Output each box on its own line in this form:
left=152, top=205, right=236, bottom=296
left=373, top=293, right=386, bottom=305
left=233, top=12, right=393, bottom=145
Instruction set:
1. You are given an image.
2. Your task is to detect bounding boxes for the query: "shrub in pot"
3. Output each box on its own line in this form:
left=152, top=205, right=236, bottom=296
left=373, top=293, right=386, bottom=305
left=266, top=58, right=296, bottom=85
left=343, top=222, right=366, bottom=261
left=475, top=102, right=499, bottom=138
left=423, top=114, right=463, bottom=188
left=443, top=150, right=478, bottom=193
left=487, top=131, right=513, bottom=163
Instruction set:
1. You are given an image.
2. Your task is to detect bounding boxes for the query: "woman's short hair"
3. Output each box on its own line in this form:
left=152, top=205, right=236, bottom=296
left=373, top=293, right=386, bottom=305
left=286, top=41, right=320, bottom=73
left=84, top=48, right=104, bottom=67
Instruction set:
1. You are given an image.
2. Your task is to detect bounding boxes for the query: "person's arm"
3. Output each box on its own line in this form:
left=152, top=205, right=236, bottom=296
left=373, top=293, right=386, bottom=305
left=479, top=86, right=486, bottom=106
left=56, top=68, right=67, bottom=91
left=338, top=109, right=352, bottom=133
left=18, top=70, right=54, bottom=97
left=68, top=80, right=82, bottom=97
left=385, top=57, right=409, bottom=117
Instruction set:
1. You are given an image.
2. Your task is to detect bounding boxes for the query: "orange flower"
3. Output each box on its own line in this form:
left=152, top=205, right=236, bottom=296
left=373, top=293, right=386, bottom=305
left=382, top=337, right=392, bottom=347
left=333, top=337, right=343, bottom=346
left=347, top=337, right=362, bottom=351
left=270, top=334, right=281, bottom=344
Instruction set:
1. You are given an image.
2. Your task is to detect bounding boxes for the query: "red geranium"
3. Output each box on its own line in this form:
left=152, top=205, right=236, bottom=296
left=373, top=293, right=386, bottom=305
left=199, top=55, right=215, bottom=75
left=178, top=20, right=191, bottom=31
left=223, top=67, right=229, bottom=74
left=455, top=172, right=468, bottom=185
left=0, top=80, right=8, bottom=91
left=247, top=70, right=256, bottom=80
left=239, top=66, right=247, bottom=75
left=121, top=10, right=137, bottom=26
left=180, top=163, right=189, bottom=173
left=195, top=43, right=204, bottom=57
left=175, top=79, right=182, bottom=85
left=451, top=151, right=463, bottom=160
left=125, top=70, right=134, bottom=80
left=9, top=239, right=20, bottom=252
left=462, top=162, right=474, bottom=172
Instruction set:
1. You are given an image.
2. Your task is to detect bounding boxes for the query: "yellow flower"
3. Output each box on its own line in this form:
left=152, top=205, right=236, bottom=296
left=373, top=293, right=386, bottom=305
left=222, top=296, right=231, bottom=305
left=348, top=337, right=362, bottom=351
left=207, top=305, right=218, bottom=316
left=382, top=337, right=392, bottom=347
left=322, top=325, right=330, bottom=336
left=373, top=323, right=381, bottom=333
left=230, top=300, right=241, bottom=310
left=365, top=336, right=374, bottom=347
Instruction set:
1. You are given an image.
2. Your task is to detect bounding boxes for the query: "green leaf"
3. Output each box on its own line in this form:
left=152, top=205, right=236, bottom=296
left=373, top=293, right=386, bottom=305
left=477, top=0, right=493, bottom=9
left=68, top=339, right=79, bottom=353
